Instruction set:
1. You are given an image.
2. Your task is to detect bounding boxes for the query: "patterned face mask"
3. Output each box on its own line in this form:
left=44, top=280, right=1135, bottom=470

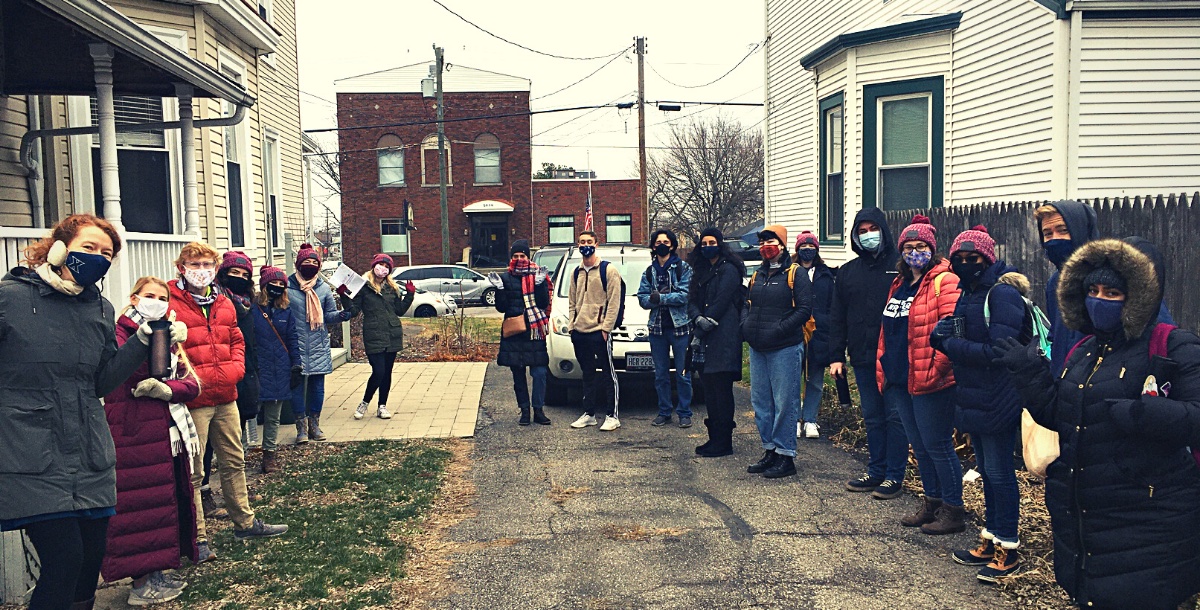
left=183, top=267, right=216, bottom=289
left=903, top=249, right=933, bottom=270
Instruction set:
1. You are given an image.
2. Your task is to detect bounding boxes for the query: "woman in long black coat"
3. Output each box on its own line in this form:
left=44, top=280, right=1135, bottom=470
left=688, top=227, right=746, bottom=457
left=995, top=238, right=1200, bottom=610
left=491, top=240, right=552, bottom=426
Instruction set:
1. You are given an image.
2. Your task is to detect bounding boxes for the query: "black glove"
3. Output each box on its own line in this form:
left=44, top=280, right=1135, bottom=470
left=290, top=366, right=303, bottom=389
left=694, top=316, right=718, bottom=334
left=991, top=337, right=1041, bottom=373
left=1107, top=398, right=1144, bottom=429
left=930, top=317, right=956, bottom=350
left=650, top=290, right=661, bottom=305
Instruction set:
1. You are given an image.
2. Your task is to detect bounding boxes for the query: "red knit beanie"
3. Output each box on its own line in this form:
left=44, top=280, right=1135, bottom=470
left=220, top=250, right=253, bottom=275
left=950, top=225, right=997, bottom=264
left=371, top=253, right=394, bottom=270
left=898, top=214, right=938, bottom=251
left=259, top=265, right=287, bottom=287
left=794, top=230, right=819, bottom=251
left=295, top=243, right=320, bottom=268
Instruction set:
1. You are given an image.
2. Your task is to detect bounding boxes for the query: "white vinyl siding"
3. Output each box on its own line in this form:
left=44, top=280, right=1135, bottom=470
left=0, top=96, right=33, bottom=227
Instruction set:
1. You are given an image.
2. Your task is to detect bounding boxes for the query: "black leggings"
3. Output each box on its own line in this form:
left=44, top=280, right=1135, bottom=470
left=702, top=371, right=738, bottom=430
left=24, top=516, right=109, bottom=609
left=364, top=351, right=399, bottom=405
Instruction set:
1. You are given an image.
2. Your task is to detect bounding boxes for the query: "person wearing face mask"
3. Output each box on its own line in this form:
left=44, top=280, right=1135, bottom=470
left=793, top=231, right=834, bottom=440
left=288, top=243, right=351, bottom=443
left=339, top=253, right=415, bottom=421
left=214, top=252, right=261, bottom=455
left=930, top=227, right=1026, bottom=582
left=0, top=215, right=159, bottom=610
left=637, top=229, right=694, bottom=428
left=828, top=208, right=908, bottom=499
left=741, top=225, right=813, bottom=479
left=687, top=228, right=746, bottom=457
left=489, top=240, right=553, bottom=426
left=101, top=277, right=201, bottom=605
left=168, top=241, right=288, bottom=564
left=251, top=266, right=301, bottom=473
left=994, top=238, right=1200, bottom=610
left=877, top=215, right=965, bottom=534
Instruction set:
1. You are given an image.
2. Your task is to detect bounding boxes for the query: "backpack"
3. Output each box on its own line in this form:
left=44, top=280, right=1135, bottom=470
left=983, top=285, right=1053, bottom=360
left=575, top=260, right=626, bottom=329
left=749, top=264, right=816, bottom=343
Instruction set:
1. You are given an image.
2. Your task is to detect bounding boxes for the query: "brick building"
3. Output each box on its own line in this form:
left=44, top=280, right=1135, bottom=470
left=335, top=63, right=643, bottom=271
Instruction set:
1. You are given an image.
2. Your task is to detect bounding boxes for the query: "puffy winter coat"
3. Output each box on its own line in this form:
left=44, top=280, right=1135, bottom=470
left=741, top=251, right=814, bottom=353
left=0, top=268, right=149, bottom=523
left=494, top=271, right=551, bottom=369
left=231, top=298, right=260, bottom=419
left=937, top=261, right=1026, bottom=434
left=804, top=263, right=836, bottom=368
left=1010, top=239, right=1200, bottom=610
left=342, top=275, right=414, bottom=355
left=167, top=281, right=245, bottom=408
left=1042, top=200, right=1100, bottom=373
left=101, top=314, right=199, bottom=581
left=635, top=256, right=692, bottom=329
left=287, top=274, right=344, bottom=376
left=875, top=259, right=960, bottom=395
left=829, top=207, right=900, bottom=368
left=687, top=254, right=745, bottom=377
left=252, top=302, right=300, bottom=402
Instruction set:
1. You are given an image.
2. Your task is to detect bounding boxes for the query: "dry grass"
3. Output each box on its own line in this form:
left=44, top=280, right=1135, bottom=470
left=601, top=524, right=690, bottom=542
left=547, top=482, right=591, bottom=506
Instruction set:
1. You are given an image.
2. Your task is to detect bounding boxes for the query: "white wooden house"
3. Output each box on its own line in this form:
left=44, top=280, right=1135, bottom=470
left=764, top=0, right=1200, bottom=264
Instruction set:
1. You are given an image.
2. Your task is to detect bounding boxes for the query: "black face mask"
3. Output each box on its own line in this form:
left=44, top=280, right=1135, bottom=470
left=223, top=275, right=252, bottom=295
left=298, top=264, right=319, bottom=280
left=653, top=244, right=672, bottom=258
left=265, top=285, right=286, bottom=300
left=951, top=260, right=987, bottom=283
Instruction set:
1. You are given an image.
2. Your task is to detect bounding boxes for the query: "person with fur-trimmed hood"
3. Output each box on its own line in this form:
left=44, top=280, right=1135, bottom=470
left=930, top=226, right=1025, bottom=583
left=994, top=238, right=1200, bottom=610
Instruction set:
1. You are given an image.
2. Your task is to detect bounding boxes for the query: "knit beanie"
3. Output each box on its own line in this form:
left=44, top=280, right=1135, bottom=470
left=795, top=230, right=819, bottom=251
left=700, top=227, right=724, bottom=243
left=949, top=225, right=996, bottom=264
left=510, top=240, right=531, bottom=257
left=295, top=243, right=320, bottom=268
left=220, top=250, right=253, bottom=275
left=1084, top=265, right=1127, bottom=293
left=371, top=253, right=394, bottom=270
left=259, top=265, right=286, bottom=287
left=758, top=224, right=788, bottom=245
left=898, top=214, right=938, bottom=251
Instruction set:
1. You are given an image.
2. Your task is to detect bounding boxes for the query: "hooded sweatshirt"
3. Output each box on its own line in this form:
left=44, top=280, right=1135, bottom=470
left=1041, top=200, right=1099, bottom=372
left=828, top=207, right=900, bottom=368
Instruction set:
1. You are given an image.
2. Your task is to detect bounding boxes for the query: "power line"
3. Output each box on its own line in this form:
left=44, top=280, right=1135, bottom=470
left=532, top=90, right=636, bottom=139
left=647, top=42, right=763, bottom=89
left=429, top=0, right=628, bottom=61
left=531, top=46, right=633, bottom=101
left=303, top=103, right=623, bottom=135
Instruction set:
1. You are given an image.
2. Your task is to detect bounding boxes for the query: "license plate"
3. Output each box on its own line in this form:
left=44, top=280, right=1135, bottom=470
left=626, top=353, right=654, bottom=370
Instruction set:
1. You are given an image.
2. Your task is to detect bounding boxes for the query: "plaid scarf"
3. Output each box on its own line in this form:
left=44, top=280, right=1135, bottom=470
left=124, top=310, right=200, bottom=458
left=509, top=261, right=549, bottom=340
left=177, top=278, right=216, bottom=307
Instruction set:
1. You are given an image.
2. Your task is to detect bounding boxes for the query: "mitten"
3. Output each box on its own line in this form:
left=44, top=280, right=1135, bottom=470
left=290, top=366, right=303, bottom=389
left=650, top=291, right=661, bottom=305
left=132, top=378, right=173, bottom=402
left=168, top=310, right=187, bottom=345
left=992, top=337, right=1041, bottom=373
left=336, top=284, right=350, bottom=297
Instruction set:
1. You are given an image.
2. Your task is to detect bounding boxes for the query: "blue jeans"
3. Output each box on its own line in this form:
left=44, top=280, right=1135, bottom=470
left=802, top=356, right=824, bottom=424
left=511, top=365, right=548, bottom=410
left=749, top=343, right=803, bottom=457
left=649, top=333, right=693, bottom=418
left=973, top=428, right=1020, bottom=544
left=891, top=386, right=962, bottom=506
left=291, top=373, right=326, bottom=417
left=855, top=365, right=908, bottom=482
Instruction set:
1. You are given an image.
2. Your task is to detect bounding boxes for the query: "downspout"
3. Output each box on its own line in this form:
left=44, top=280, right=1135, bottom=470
left=25, top=95, right=45, bottom=228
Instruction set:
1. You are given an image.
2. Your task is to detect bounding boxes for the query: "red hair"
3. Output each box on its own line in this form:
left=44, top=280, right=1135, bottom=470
left=22, top=214, right=122, bottom=266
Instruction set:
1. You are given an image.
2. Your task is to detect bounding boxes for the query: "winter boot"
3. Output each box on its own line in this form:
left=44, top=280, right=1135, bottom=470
left=698, top=420, right=734, bottom=458
left=200, top=486, right=228, bottom=520
left=518, top=405, right=531, bottom=426
left=695, top=418, right=714, bottom=455
left=308, top=415, right=327, bottom=442
left=260, top=451, right=280, bottom=474
left=762, top=454, right=797, bottom=478
left=532, top=408, right=552, bottom=425
left=953, top=532, right=996, bottom=566
left=900, top=497, right=942, bottom=528
left=294, top=419, right=309, bottom=444
left=747, top=450, right=778, bottom=474
left=921, top=503, right=968, bottom=535
left=977, top=544, right=1020, bottom=583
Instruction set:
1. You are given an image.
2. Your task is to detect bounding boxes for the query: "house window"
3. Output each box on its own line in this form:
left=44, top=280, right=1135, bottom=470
left=819, top=93, right=845, bottom=243
left=264, top=133, right=281, bottom=249
left=862, top=76, right=943, bottom=210
left=381, top=219, right=408, bottom=254
left=605, top=214, right=632, bottom=243
left=377, top=134, right=405, bottom=186
left=421, top=134, right=451, bottom=186
left=88, top=95, right=172, bottom=234
left=548, top=215, right=575, bottom=244
left=257, top=0, right=272, bottom=21
left=473, top=133, right=501, bottom=184
left=220, top=54, right=250, bottom=247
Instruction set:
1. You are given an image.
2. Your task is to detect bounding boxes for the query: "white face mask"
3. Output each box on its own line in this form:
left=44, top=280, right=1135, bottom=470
left=183, top=267, right=216, bottom=289
left=135, top=296, right=169, bottom=321
left=373, top=264, right=390, bottom=279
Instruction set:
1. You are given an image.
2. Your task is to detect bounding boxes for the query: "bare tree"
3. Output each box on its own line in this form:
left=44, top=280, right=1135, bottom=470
left=304, top=134, right=342, bottom=196
left=647, top=115, right=763, bottom=240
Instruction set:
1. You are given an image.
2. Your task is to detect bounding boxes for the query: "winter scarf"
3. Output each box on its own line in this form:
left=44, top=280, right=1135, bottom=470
left=510, top=261, right=549, bottom=340
left=296, top=274, right=324, bottom=330
left=34, top=262, right=84, bottom=296
left=177, top=278, right=216, bottom=307
left=123, top=310, right=200, bottom=458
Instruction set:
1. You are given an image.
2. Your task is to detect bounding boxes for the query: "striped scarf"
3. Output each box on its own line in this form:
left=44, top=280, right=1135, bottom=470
left=510, top=261, right=549, bottom=340
left=177, top=278, right=216, bottom=307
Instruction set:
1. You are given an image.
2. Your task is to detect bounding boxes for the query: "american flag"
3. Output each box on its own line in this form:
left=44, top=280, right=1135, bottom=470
left=583, top=191, right=594, bottom=231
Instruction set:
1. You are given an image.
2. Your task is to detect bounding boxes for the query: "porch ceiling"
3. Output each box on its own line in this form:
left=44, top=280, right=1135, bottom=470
left=0, top=0, right=254, bottom=104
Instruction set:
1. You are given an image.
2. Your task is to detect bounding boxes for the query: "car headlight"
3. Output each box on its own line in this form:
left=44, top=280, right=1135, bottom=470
left=551, top=314, right=571, bottom=336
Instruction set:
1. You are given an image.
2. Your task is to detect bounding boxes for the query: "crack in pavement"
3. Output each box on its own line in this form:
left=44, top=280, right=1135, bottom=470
left=694, top=490, right=755, bottom=542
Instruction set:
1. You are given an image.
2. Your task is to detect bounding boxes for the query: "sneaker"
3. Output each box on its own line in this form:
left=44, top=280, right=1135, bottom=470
left=233, top=519, right=289, bottom=541
left=804, top=422, right=819, bottom=439
left=953, top=538, right=996, bottom=567
left=678, top=416, right=692, bottom=428
left=796, top=422, right=804, bottom=438
left=195, top=542, right=217, bottom=564
left=599, top=416, right=621, bottom=431
left=845, top=473, right=884, bottom=492
left=354, top=401, right=368, bottom=420
left=652, top=415, right=671, bottom=427
left=570, top=414, right=598, bottom=428
left=127, top=575, right=183, bottom=606
left=150, top=570, right=186, bottom=591
left=377, top=406, right=392, bottom=420
left=872, top=479, right=904, bottom=500
left=762, top=455, right=797, bottom=479
left=977, top=546, right=1020, bottom=583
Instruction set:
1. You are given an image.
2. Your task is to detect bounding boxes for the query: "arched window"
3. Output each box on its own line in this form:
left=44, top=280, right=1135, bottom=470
left=473, top=133, right=501, bottom=184
left=376, top=134, right=405, bottom=186
left=421, top=134, right=452, bottom=185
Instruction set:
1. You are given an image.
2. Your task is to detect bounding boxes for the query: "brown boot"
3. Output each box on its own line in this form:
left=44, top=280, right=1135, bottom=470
left=261, top=450, right=280, bottom=474
left=921, top=503, right=967, bottom=535
left=900, top=497, right=942, bottom=527
left=200, top=486, right=229, bottom=520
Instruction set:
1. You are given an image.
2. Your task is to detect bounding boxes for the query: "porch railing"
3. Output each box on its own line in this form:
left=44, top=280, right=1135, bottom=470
left=123, top=231, right=194, bottom=284
left=0, top=227, right=46, bottom=274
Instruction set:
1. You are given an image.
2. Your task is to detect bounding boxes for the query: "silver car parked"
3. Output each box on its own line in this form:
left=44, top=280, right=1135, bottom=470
left=392, top=264, right=497, bottom=306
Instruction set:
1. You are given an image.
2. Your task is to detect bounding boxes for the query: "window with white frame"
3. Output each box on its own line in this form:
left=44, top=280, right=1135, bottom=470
left=548, top=215, right=575, bottom=244
left=862, top=76, right=944, bottom=210
left=264, top=133, right=281, bottom=249
left=605, top=214, right=632, bottom=243
left=819, top=93, right=844, bottom=242
left=377, top=134, right=405, bottom=186
left=473, top=133, right=501, bottom=184
left=220, top=53, right=250, bottom=247
left=381, top=219, right=408, bottom=254
left=421, top=134, right=451, bottom=186
left=87, top=95, right=172, bottom=233
left=257, top=0, right=272, bottom=21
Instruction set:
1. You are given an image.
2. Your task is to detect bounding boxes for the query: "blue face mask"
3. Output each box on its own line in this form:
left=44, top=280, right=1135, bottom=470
left=700, top=245, right=720, bottom=260
left=903, top=249, right=933, bottom=270
left=858, top=231, right=882, bottom=252
left=797, top=247, right=818, bottom=262
left=64, top=250, right=112, bottom=287
left=578, top=245, right=596, bottom=258
left=1043, top=239, right=1074, bottom=268
left=1085, top=296, right=1125, bottom=335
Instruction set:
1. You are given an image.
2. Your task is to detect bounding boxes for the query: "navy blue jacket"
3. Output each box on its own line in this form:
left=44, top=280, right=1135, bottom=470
left=1043, top=200, right=1099, bottom=373
left=252, top=302, right=301, bottom=402
left=805, top=263, right=836, bottom=367
left=939, top=261, right=1026, bottom=435
left=829, top=207, right=900, bottom=367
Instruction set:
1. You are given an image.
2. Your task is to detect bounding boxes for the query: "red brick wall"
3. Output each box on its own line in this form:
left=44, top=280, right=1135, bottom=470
left=532, top=179, right=645, bottom=246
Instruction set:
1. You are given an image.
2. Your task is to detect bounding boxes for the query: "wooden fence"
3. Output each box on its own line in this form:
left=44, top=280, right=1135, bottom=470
left=881, top=192, right=1200, bottom=332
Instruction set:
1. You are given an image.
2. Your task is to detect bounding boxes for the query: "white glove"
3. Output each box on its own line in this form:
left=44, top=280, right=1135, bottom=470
left=136, top=311, right=186, bottom=346
left=487, top=272, right=505, bottom=289
left=535, top=267, right=547, bottom=285
left=132, top=378, right=173, bottom=401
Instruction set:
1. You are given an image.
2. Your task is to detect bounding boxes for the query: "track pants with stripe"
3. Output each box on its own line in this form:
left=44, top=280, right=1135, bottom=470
left=571, top=330, right=619, bottom=418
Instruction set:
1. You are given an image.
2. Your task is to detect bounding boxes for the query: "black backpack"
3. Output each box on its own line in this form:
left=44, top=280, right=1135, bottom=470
left=574, top=260, right=626, bottom=329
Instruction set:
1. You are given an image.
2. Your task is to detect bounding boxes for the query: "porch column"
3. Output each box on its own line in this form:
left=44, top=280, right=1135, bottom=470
left=89, top=43, right=123, bottom=232
left=175, top=83, right=200, bottom=237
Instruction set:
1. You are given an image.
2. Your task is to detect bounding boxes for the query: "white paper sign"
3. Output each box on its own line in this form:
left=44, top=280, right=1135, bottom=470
left=329, top=263, right=366, bottom=299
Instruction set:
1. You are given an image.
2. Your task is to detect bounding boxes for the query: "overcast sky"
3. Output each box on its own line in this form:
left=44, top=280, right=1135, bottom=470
left=296, top=0, right=765, bottom=217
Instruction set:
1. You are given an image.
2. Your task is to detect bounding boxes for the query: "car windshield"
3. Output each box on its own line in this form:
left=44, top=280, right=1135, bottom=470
left=556, top=256, right=652, bottom=298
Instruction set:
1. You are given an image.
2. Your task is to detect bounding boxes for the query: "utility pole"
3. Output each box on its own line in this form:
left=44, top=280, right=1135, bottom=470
left=636, top=36, right=648, bottom=242
left=434, top=44, right=451, bottom=265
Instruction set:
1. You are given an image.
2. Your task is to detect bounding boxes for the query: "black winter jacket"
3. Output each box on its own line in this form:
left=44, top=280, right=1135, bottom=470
left=741, top=251, right=813, bottom=353
left=494, top=272, right=550, bottom=368
left=804, top=263, right=836, bottom=368
left=829, top=207, right=900, bottom=367
left=687, top=254, right=745, bottom=377
left=342, top=276, right=415, bottom=355
left=231, top=298, right=260, bottom=420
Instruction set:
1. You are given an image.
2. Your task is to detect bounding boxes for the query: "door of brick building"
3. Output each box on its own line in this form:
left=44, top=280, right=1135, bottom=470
left=469, top=213, right=509, bottom=268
